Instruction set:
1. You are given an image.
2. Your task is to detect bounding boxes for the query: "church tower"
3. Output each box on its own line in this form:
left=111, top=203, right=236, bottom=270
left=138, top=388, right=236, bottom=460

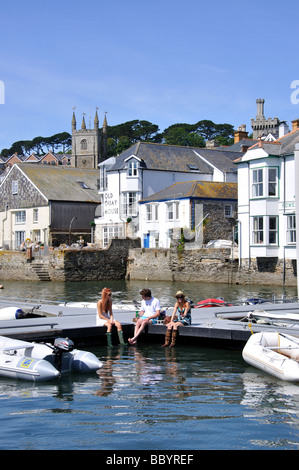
left=71, top=109, right=108, bottom=169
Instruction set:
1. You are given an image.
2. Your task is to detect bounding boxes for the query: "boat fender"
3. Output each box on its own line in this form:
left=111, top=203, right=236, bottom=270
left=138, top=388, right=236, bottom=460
left=0, top=307, right=26, bottom=320
left=15, top=309, right=26, bottom=319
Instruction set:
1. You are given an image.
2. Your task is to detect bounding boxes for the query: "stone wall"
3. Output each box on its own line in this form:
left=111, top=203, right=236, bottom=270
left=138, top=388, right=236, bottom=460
left=0, top=238, right=141, bottom=282
left=0, top=240, right=296, bottom=287
left=126, top=247, right=297, bottom=287
left=54, top=238, right=140, bottom=281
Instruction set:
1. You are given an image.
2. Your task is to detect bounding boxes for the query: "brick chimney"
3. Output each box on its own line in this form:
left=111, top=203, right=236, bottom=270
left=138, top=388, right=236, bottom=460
left=292, top=119, right=299, bottom=131
left=234, top=124, right=248, bottom=143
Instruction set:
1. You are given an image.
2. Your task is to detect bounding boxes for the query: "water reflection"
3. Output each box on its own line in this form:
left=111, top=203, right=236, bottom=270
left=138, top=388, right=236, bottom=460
left=164, top=347, right=192, bottom=399
left=0, top=279, right=297, bottom=306
left=95, top=351, right=119, bottom=397
left=240, top=370, right=299, bottom=448
left=1, top=342, right=299, bottom=449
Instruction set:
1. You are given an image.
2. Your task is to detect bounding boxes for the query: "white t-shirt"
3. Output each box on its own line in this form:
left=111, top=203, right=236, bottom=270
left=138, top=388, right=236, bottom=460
left=140, top=297, right=160, bottom=318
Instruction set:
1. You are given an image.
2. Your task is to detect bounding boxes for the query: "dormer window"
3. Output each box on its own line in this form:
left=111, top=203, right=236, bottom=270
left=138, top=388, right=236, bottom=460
left=127, top=160, right=138, bottom=177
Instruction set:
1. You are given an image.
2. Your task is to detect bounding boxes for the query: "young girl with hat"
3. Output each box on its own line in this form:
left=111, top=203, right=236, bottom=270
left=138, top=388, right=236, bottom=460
left=162, top=291, right=191, bottom=347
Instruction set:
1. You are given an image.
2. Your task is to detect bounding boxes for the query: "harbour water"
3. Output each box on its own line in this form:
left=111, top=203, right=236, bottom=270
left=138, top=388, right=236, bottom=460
left=0, top=279, right=299, bottom=450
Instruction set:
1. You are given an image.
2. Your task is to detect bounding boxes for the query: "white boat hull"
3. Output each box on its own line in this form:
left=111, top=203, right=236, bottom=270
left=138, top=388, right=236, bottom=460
left=0, top=353, right=60, bottom=382
left=242, top=331, right=299, bottom=382
left=248, top=310, right=299, bottom=324
left=0, top=336, right=103, bottom=381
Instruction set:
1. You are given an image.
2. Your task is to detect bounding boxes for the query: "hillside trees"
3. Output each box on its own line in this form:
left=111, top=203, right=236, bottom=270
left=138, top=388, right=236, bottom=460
left=1, top=118, right=235, bottom=158
left=1, top=132, right=72, bottom=158
left=106, top=120, right=162, bottom=156
left=106, top=119, right=234, bottom=155
left=162, top=121, right=234, bottom=147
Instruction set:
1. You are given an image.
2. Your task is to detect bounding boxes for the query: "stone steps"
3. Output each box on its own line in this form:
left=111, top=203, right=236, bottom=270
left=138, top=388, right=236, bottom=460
left=30, top=261, right=51, bottom=281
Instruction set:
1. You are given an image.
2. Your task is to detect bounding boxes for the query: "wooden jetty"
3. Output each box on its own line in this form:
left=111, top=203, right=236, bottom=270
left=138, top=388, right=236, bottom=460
left=1, top=299, right=299, bottom=349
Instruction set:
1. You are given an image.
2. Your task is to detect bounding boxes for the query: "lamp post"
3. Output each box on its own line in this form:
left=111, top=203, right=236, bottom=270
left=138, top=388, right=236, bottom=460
left=69, top=217, right=77, bottom=246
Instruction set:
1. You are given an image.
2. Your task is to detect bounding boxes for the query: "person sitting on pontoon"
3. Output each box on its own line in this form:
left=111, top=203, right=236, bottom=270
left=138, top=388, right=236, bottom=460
left=128, top=288, right=160, bottom=345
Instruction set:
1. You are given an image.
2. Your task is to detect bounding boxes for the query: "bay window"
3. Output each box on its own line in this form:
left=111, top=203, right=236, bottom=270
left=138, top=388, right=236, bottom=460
left=253, top=216, right=263, bottom=244
left=252, top=215, right=278, bottom=245
left=252, top=169, right=263, bottom=197
left=287, top=214, right=296, bottom=244
left=252, top=167, right=278, bottom=198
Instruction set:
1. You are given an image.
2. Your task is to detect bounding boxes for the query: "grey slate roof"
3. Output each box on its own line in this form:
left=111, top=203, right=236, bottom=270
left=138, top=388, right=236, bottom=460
left=277, top=128, right=299, bottom=155
left=240, top=129, right=299, bottom=159
left=192, top=148, right=239, bottom=174
left=226, top=138, right=259, bottom=152
left=140, top=180, right=237, bottom=203
left=15, top=163, right=101, bottom=202
left=109, top=142, right=243, bottom=175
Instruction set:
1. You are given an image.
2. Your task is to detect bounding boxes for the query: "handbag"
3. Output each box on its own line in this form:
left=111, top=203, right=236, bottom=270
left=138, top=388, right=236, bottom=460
left=163, top=315, right=178, bottom=324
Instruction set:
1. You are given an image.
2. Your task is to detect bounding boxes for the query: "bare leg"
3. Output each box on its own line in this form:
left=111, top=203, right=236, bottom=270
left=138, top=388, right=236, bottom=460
left=128, top=318, right=148, bottom=344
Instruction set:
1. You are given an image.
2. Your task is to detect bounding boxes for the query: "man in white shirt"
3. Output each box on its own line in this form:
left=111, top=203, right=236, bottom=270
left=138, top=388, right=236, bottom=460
left=128, top=289, right=160, bottom=345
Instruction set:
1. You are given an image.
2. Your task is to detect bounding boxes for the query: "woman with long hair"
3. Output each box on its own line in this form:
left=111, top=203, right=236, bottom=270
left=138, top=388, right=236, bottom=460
left=162, top=291, right=191, bottom=347
left=97, top=287, right=125, bottom=346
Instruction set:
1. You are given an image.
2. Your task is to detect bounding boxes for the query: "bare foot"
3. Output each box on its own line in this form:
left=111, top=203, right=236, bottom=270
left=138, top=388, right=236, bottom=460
left=128, top=338, right=137, bottom=345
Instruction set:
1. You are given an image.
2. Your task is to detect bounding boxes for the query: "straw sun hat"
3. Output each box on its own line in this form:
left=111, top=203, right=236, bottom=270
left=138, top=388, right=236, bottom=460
left=175, top=291, right=185, bottom=298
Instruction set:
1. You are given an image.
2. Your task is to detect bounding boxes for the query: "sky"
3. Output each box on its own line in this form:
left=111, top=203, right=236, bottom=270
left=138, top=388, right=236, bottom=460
left=0, top=0, right=298, bottom=152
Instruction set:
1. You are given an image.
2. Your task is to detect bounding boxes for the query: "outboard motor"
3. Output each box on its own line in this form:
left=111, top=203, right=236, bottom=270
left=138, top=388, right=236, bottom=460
left=53, top=337, right=74, bottom=371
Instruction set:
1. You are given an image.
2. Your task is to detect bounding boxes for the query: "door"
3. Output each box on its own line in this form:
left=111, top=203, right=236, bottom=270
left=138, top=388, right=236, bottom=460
left=143, top=233, right=150, bottom=248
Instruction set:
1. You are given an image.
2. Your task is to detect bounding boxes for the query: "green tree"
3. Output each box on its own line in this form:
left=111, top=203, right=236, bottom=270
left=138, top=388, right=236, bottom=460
left=163, top=125, right=205, bottom=147
left=162, top=120, right=234, bottom=147
left=107, top=119, right=162, bottom=156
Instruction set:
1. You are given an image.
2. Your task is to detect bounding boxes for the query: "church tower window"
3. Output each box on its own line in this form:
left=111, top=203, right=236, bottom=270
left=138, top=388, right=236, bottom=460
left=81, top=139, right=87, bottom=150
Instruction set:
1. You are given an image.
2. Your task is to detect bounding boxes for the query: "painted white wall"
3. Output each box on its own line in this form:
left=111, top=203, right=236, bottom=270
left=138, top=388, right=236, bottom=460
left=0, top=206, right=50, bottom=249
left=94, top=153, right=231, bottom=247
left=237, top=151, right=296, bottom=263
left=139, top=199, right=191, bottom=248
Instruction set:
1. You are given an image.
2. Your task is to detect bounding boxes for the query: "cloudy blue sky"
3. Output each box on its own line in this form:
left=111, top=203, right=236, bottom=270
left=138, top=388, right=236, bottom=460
left=0, top=0, right=298, bottom=151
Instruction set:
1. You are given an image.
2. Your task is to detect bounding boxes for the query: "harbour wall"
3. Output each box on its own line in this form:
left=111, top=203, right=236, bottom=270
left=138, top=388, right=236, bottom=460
left=126, top=247, right=297, bottom=287
left=0, top=241, right=296, bottom=286
left=0, top=238, right=141, bottom=282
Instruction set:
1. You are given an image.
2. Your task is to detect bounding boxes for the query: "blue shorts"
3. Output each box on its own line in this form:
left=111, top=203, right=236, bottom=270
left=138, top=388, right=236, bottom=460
left=140, top=315, right=157, bottom=324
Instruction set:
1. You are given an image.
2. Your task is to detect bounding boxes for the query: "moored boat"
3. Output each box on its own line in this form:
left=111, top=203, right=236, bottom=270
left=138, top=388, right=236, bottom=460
left=247, top=310, right=299, bottom=324
left=242, top=331, right=299, bottom=382
left=194, top=298, right=233, bottom=308
left=0, top=352, right=60, bottom=382
left=0, top=336, right=103, bottom=381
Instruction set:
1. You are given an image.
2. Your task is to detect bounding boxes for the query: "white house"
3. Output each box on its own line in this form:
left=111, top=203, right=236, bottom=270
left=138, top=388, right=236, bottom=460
left=94, top=142, right=242, bottom=247
left=139, top=180, right=238, bottom=248
left=236, top=120, right=299, bottom=271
